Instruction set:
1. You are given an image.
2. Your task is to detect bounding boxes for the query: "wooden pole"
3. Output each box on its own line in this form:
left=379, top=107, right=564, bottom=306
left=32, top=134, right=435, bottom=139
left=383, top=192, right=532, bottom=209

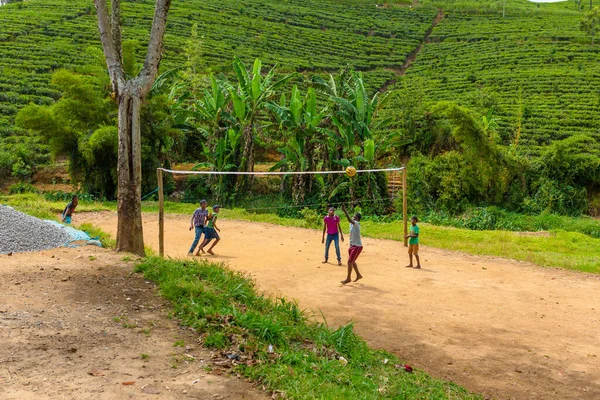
left=157, top=168, right=164, bottom=257
left=402, top=165, right=408, bottom=247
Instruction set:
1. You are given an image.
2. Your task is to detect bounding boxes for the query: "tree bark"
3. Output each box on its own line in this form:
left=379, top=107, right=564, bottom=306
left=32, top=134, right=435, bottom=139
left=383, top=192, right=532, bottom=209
left=116, top=87, right=145, bottom=255
left=237, top=124, right=255, bottom=193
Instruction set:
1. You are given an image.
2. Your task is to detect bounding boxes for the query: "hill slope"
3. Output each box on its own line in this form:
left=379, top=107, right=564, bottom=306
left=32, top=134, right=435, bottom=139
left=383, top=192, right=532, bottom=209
left=1, top=0, right=599, bottom=188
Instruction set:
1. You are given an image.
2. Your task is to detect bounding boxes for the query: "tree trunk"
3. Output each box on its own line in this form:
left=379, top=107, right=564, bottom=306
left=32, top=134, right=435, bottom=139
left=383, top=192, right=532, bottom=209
left=237, top=124, right=255, bottom=194
left=116, top=88, right=145, bottom=256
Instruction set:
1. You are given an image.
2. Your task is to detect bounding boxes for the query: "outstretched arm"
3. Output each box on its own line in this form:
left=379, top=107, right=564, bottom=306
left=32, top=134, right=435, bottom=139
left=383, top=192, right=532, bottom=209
left=341, top=204, right=354, bottom=225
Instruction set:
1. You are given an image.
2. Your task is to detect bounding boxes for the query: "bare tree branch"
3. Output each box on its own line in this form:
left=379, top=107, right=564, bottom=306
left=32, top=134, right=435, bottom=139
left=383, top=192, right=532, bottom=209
left=138, top=0, right=172, bottom=97
left=111, top=0, right=123, bottom=68
left=93, top=0, right=125, bottom=93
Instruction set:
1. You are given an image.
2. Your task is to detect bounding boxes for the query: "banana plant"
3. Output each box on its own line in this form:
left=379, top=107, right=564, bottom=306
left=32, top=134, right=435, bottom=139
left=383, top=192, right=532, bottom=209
left=194, top=128, right=241, bottom=202
left=314, top=70, right=392, bottom=202
left=168, top=73, right=233, bottom=160
left=228, top=57, right=294, bottom=180
left=267, top=85, right=326, bottom=204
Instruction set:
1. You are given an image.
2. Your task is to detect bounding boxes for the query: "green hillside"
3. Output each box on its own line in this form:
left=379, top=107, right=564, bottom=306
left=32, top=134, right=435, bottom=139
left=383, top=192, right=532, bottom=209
left=390, top=0, right=600, bottom=156
left=2, top=0, right=598, bottom=150
left=1, top=0, right=599, bottom=216
left=0, top=0, right=437, bottom=129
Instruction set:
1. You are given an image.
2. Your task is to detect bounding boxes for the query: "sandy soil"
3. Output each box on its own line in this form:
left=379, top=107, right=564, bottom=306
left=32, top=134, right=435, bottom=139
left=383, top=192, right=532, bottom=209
left=77, top=211, right=600, bottom=400
left=0, top=246, right=266, bottom=400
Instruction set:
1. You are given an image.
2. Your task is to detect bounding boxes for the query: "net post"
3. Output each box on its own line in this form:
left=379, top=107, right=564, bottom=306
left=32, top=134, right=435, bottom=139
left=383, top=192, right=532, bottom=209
left=402, top=165, right=408, bottom=247
left=157, top=168, right=165, bottom=257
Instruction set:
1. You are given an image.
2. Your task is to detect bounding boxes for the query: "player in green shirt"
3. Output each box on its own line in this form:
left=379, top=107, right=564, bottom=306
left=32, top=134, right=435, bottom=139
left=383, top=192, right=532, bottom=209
left=196, top=205, right=221, bottom=255
left=405, top=216, right=421, bottom=269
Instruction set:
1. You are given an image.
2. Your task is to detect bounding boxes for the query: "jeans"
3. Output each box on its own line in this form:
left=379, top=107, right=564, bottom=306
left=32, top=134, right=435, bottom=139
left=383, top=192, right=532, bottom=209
left=324, top=233, right=341, bottom=261
left=188, top=226, right=204, bottom=253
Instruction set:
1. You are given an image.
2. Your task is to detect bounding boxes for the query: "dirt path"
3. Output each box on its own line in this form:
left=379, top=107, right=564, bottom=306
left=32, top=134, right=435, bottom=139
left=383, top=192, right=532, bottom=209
left=378, top=8, right=444, bottom=93
left=0, top=246, right=266, bottom=400
left=79, top=212, right=600, bottom=400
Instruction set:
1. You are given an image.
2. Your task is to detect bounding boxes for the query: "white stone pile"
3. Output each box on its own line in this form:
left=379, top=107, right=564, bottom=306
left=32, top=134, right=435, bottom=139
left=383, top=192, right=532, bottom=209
left=0, top=205, right=71, bottom=254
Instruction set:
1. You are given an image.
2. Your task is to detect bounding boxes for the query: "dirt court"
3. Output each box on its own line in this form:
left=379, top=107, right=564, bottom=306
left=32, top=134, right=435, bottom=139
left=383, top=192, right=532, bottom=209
left=0, top=247, right=266, bottom=400
left=77, top=211, right=600, bottom=400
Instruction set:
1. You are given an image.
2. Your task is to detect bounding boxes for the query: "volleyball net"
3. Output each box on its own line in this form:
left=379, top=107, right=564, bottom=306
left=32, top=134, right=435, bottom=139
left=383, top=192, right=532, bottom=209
left=155, top=166, right=408, bottom=256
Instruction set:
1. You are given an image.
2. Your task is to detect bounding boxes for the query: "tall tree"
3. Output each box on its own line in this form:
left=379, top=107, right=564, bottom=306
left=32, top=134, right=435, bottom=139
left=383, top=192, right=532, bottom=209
left=93, top=0, right=172, bottom=255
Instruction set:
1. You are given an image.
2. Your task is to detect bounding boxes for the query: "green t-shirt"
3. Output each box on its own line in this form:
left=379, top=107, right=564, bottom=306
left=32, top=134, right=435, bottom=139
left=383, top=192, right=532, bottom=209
left=207, top=213, right=218, bottom=228
left=409, top=224, right=419, bottom=245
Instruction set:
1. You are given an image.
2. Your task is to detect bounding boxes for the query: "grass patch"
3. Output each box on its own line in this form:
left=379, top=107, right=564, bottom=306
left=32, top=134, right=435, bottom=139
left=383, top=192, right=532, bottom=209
left=0, top=193, right=111, bottom=220
left=361, top=222, right=600, bottom=274
left=135, top=256, right=480, bottom=399
left=76, top=222, right=116, bottom=249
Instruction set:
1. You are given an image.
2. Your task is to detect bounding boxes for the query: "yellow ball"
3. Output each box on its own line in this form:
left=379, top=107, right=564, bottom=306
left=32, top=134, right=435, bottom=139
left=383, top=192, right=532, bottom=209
left=345, top=166, right=357, bottom=177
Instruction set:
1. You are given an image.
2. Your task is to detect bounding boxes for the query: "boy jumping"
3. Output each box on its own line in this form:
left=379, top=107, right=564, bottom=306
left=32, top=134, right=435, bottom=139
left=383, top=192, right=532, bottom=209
left=340, top=204, right=363, bottom=284
left=405, top=216, right=421, bottom=269
left=322, top=206, right=344, bottom=265
left=188, top=200, right=208, bottom=256
left=196, top=205, right=221, bottom=255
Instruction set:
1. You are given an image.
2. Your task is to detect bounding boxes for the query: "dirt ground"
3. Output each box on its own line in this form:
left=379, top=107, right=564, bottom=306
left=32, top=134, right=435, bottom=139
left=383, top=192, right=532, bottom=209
left=0, top=247, right=266, bottom=400
left=77, top=212, right=600, bottom=400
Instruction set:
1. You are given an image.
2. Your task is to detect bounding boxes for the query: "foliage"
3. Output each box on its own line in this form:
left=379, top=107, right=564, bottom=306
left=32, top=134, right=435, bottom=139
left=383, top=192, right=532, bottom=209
left=299, top=207, right=321, bottom=229
left=8, top=182, right=39, bottom=195
left=2, top=0, right=600, bottom=217
left=135, top=256, right=481, bottom=399
left=580, top=6, right=600, bottom=44
left=14, top=67, right=178, bottom=199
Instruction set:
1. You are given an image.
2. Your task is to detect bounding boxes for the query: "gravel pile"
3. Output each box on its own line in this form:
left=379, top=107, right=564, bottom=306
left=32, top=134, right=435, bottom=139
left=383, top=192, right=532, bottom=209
left=0, top=206, right=72, bottom=254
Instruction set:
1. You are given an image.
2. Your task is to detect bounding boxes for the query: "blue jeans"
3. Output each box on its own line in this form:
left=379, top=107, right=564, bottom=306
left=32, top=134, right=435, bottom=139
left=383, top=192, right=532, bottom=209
left=189, top=226, right=204, bottom=253
left=324, top=233, right=341, bottom=261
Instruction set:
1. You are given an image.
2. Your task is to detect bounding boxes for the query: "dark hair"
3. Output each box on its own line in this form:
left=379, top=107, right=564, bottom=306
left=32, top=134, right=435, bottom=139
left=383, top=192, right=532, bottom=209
left=72, top=195, right=78, bottom=200
left=328, top=206, right=336, bottom=211
left=354, top=212, right=362, bottom=221
left=212, top=204, right=221, bottom=210
left=200, top=199, right=207, bottom=204
left=411, top=215, right=418, bottom=222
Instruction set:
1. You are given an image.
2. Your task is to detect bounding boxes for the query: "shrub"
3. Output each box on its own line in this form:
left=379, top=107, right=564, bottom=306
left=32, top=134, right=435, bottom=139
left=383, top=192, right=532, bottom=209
left=300, top=207, right=321, bottom=229
left=8, top=182, right=39, bottom=195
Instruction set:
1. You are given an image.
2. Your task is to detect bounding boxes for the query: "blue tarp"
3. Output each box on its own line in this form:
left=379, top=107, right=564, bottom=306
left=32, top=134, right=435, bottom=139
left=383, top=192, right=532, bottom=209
left=43, top=220, right=101, bottom=247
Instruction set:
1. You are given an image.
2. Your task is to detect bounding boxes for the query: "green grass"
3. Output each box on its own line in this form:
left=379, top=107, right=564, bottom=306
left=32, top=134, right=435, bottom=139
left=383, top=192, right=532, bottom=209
left=135, top=256, right=481, bottom=399
left=76, top=222, right=116, bottom=249
left=0, top=193, right=111, bottom=220
left=361, top=222, right=600, bottom=274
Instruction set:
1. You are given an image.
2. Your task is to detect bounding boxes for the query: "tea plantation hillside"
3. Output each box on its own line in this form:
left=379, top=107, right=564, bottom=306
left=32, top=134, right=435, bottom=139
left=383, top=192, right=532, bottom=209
left=1, top=0, right=599, bottom=206
left=387, top=0, right=600, bottom=156
left=0, top=0, right=438, bottom=130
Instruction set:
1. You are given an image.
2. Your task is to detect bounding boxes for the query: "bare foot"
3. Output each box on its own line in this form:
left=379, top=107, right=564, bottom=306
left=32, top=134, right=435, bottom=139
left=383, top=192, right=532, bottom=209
left=341, top=279, right=351, bottom=285
left=338, top=261, right=342, bottom=266
left=207, top=250, right=215, bottom=255
left=354, top=274, right=363, bottom=282
left=405, top=265, right=413, bottom=268
left=414, top=265, right=421, bottom=269
left=194, top=252, right=201, bottom=256
left=200, top=249, right=206, bottom=254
